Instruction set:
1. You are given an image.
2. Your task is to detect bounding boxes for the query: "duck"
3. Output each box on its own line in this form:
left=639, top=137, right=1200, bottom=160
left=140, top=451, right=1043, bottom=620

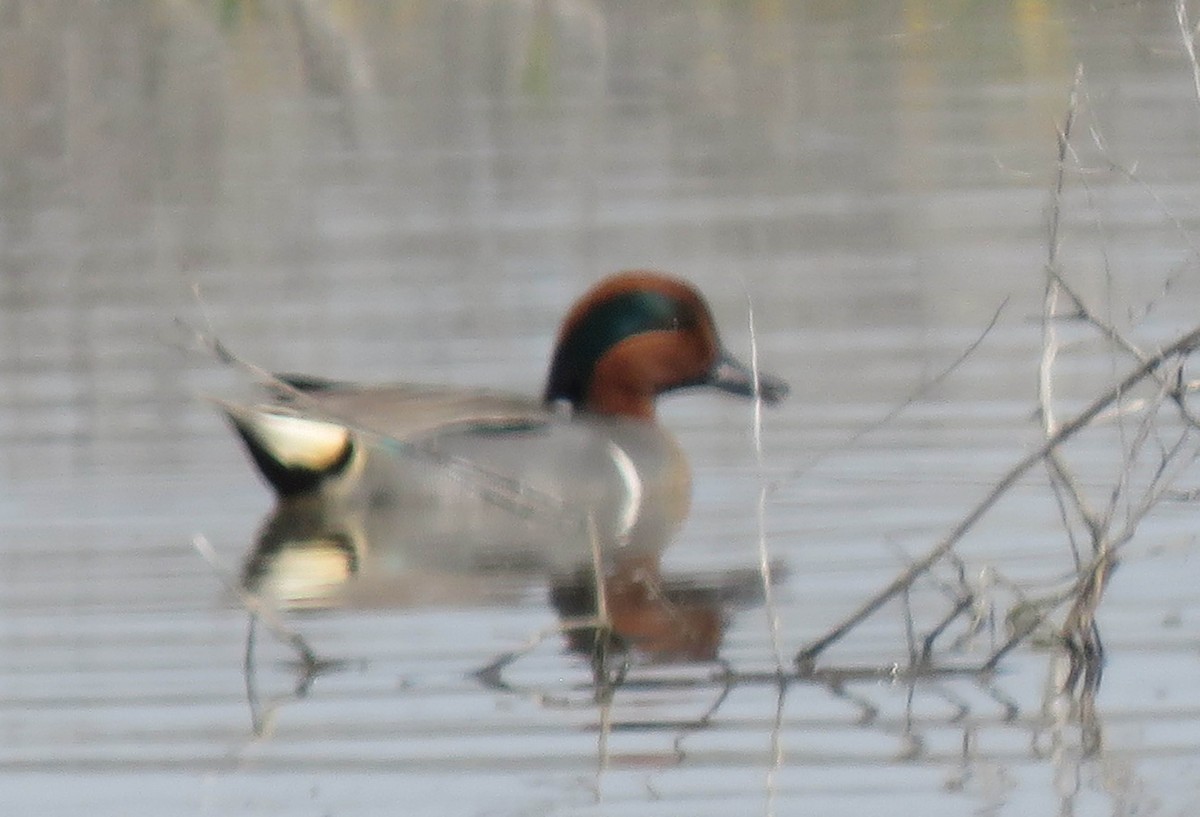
left=221, top=271, right=788, bottom=578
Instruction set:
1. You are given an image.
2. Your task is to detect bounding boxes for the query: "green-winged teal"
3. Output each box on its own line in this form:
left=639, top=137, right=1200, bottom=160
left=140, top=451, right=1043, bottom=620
left=224, top=272, right=788, bottom=575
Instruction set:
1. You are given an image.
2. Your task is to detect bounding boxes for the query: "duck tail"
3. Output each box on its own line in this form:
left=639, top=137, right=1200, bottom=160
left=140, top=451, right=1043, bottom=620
left=219, top=401, right=356, bottom=497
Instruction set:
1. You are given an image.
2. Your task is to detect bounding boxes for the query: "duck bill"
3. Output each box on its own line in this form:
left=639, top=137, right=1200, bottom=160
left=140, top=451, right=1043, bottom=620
left=707, top=351, right=789, bottom=404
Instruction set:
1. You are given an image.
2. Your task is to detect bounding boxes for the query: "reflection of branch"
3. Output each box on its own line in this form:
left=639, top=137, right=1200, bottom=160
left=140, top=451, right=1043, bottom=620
left=192, top=533, right=349, bottom=736
left=796, top=320, right=1200, bottom=671
left=473, top=614, right=610, bottom=695
left=1038, top=645, right=1105, bottom=793
left=764, top=681, right=786, bottom=812
left=242, top=615, right=341, bottom=737
left=192, top=534, right=322, bottom=671
left=476, top=654, right=1005, bottom=748
left=671, top=670, right=736, bottom=761
left=826, top=679, right=879, bottom=726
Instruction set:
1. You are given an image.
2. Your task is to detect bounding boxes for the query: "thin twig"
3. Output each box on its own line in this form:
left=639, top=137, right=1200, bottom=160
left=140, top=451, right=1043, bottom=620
left=1102, top=369, right=1175, bottom=533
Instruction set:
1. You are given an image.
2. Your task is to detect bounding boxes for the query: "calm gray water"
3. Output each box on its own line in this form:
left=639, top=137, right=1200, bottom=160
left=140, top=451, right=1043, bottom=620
left=5, top=1, right=1200, bottom=814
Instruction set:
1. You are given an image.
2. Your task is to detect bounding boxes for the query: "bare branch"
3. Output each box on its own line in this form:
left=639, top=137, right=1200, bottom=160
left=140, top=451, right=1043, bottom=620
left=796, top=322, right=1200, bottom=670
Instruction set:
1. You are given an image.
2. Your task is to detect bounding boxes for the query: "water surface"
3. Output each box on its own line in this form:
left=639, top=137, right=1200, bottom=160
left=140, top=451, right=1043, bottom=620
left=4, top=2, right=1200, bottom=814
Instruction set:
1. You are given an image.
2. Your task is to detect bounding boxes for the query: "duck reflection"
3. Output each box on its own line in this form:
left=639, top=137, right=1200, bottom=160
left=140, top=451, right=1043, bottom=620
left=242, top=490, right=779, bottom=663
left=550, top=556, right=730, bottom=663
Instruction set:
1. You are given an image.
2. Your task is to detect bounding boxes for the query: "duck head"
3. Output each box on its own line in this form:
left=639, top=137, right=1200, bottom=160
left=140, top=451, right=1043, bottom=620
left=543, top=271, right=788, bottom=419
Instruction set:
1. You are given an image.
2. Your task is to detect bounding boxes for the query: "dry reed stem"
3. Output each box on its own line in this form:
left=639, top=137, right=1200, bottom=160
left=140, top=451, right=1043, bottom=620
left=742, top=284, right=786, bottom=676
